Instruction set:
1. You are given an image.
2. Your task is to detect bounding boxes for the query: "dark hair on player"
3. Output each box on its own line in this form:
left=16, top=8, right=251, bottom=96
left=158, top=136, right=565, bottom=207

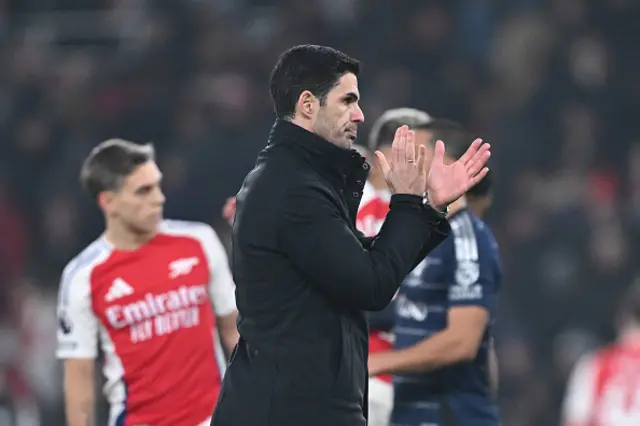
left=414, top=118, right=470, bottom=160
left=467, top=168, right=494, bottom=198
left=269, top=44, right=360, bottom=120
left=80, top=139, right=155, bottom=199
left=416, top=118, right=493, bottom=198
left=367, top=108, right=432, bottom=151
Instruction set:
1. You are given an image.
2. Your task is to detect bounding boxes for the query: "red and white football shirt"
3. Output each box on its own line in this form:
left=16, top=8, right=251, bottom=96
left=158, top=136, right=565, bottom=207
left=562, top=333, right=640, bottom=426
left=356, top=181, right=394, bottom=385
left=56, top=220, right=236, bottom=426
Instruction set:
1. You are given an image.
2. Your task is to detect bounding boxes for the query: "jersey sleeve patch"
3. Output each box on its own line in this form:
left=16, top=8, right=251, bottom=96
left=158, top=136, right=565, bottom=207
left=56, top=257, right=103, bottom=359
left=446, top=214, right=498, bottom=307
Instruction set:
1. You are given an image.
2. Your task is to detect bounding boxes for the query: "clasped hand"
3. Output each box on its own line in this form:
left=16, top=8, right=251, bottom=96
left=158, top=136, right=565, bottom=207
left=375, top=125, right=491, bottom=211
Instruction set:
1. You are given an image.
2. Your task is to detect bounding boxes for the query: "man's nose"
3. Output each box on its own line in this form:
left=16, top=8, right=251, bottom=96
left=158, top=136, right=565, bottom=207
left=351, top=105, right=364, bottom=124
left=155, top=188, right=166, bottom=205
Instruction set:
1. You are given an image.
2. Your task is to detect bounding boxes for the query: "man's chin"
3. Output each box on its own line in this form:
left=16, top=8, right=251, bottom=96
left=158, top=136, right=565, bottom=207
left=343, top=135, right=357, bottom=149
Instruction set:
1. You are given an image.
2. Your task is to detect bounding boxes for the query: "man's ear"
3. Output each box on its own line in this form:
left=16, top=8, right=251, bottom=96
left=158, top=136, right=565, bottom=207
left=297, top=90, right=317, bottom=119
left=98, top=191, right=115, bottom=213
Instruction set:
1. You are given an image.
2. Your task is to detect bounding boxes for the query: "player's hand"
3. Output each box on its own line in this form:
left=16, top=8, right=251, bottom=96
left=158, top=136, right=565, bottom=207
left=426, top=139, right=490, bottom=210
left=222, top=196, right=237, bottom=225
left=375, top=125, right=427, bottom=197
left=368, top=352, right=391, bottom=377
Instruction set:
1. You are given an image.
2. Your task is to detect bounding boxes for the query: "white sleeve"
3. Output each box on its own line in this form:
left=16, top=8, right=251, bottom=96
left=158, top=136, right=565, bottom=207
left=562, top=353, right=598, bottom=426
left=56, top=264, right=99, bottom=359
left=201, top=225, right=237, bottom=317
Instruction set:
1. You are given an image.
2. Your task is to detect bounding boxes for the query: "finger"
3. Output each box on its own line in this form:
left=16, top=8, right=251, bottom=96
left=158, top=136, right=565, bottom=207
left=468, top=167, right=490, bottom=188
left=466, top=149, right=491, bottom=176
left=405, top=130, right=416, bottom=163
left=465, top=144, right=491, bottom=175
left=375, top=151, right=391, bottom=178
left=458, top=138, right=483, bottom=164
left=396, top=126, right=407, bottom=165
left=392, top=127, right=403, bottom=166
left=432, top=140, right=446, bottom=165
left=416, top=144, right=427, bottom=177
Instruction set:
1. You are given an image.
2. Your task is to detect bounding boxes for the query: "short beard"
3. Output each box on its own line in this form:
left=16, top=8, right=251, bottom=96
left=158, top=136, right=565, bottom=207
left=313, top=110, right=349, bottom=149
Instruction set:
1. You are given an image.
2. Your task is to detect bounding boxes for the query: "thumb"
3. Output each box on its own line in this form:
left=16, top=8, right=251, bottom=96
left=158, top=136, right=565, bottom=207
left=374, top=151, right=391, bottom=178
left=432, top=140, right=446, bottom=166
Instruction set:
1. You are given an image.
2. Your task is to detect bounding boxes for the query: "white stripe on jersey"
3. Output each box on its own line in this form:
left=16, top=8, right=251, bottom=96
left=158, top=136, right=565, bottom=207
left=449, top=213, right=482, bottom=293
left=59, top=238, right=110, bottom=307
left=450, top=213, right=478, bottom=263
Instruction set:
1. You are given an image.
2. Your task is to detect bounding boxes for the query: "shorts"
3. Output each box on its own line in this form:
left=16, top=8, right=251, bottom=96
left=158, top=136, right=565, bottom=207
left=368, top=377, right=394, bottom=426
left=390, top=397, right=500, bottom=426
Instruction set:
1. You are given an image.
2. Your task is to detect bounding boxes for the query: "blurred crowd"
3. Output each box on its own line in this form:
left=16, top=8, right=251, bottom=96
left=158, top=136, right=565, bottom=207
left=0, top=0, right=639, bottom=425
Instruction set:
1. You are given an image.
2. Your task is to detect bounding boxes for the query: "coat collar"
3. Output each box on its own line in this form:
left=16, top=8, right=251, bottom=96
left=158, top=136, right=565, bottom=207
left=267, top=119, right=369, bottom=185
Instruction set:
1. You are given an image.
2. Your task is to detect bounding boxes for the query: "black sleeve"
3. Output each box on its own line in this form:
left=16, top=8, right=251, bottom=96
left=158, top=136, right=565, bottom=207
left=368, top=300, right=396, bottom=331
left=277, top=185, right=451, bottom=311
left=356, top=231, right=375, bottom=249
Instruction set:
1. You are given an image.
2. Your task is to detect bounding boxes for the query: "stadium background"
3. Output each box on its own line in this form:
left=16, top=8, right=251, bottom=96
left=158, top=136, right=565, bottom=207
left=0, top=0, right=638, bottom=425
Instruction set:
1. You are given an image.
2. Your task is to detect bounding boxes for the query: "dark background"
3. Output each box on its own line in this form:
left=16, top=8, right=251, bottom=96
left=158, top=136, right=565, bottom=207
left=0, top=0, right=639, bottom=425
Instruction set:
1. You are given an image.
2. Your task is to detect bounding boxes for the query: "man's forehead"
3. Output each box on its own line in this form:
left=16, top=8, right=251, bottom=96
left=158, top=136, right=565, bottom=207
left=124, top=162, right=162, bottom=188
left=333, top=73, right=359, bottom=97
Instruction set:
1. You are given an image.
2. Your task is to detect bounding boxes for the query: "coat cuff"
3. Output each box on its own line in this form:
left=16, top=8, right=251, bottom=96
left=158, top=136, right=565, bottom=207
left=389, top=194, right=451, bottom=227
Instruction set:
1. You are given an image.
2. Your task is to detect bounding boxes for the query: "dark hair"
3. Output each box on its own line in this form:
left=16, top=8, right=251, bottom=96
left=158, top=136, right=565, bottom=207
left=269, top=44, right=360, bottom=120
left=466, top=168, right=493, bottom=198
left=80, top=139, right=155, bottom=199
left=416, top=118, right=493, bottom=197
left=368, top=108, right=432, bottom=151
left=415, top=118, right=470, bottom=160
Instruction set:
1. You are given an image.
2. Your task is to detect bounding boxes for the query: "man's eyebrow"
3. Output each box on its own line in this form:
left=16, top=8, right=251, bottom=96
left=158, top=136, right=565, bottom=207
left=135, top=184, right=153, bottom=193
left=343, top=92, right=359, bottom=102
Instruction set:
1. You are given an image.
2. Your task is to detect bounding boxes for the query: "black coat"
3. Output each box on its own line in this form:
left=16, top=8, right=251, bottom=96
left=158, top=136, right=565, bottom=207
left=212, top=119, right=451, bottom=426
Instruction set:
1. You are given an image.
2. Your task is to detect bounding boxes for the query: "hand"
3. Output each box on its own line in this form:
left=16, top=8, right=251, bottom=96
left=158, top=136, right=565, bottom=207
left=375, top=125, right=427, bottom=196
left=427, top=139, right=491, bottom=210
left=368, top=352, right=391, bottom=377
left=222, top=196, right=237, bottom=225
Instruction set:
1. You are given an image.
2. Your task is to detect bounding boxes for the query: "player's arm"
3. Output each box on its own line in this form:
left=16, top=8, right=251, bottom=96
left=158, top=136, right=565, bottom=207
left=369, top=306, right=488, bottom=374
left=561, top=354, right=597, bottom=426
left=217, top=310, right=239, bottom=355
left=369, top=237, right=495, bottom=374
left=201, top=225, right=240, bottom=355
left=64, top=360, right=96, bottom=426
left=279, top=185, right=450, bottom=311
left=56, top=267, right=99, bottom=426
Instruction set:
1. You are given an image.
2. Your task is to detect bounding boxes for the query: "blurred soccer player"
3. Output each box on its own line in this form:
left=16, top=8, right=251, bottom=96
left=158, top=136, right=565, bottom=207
left=56, top=140, right=239, bottom=426
left=466, top=168, right=500, bottom=399
left=358, top=108, right=433, bottom=426
left=368, top=119, right=502, bottom=426
left=561, top=281, right=640, bottom=426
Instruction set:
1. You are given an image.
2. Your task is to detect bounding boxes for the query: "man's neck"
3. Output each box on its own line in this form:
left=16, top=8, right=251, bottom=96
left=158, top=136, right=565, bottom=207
left=289, top=117, right=313, bottom=133
left=468, top=199, right=487, bottom=219
left=104, top=220, right=155, bottom=251
left=447, top=196, right=468, bottom=217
